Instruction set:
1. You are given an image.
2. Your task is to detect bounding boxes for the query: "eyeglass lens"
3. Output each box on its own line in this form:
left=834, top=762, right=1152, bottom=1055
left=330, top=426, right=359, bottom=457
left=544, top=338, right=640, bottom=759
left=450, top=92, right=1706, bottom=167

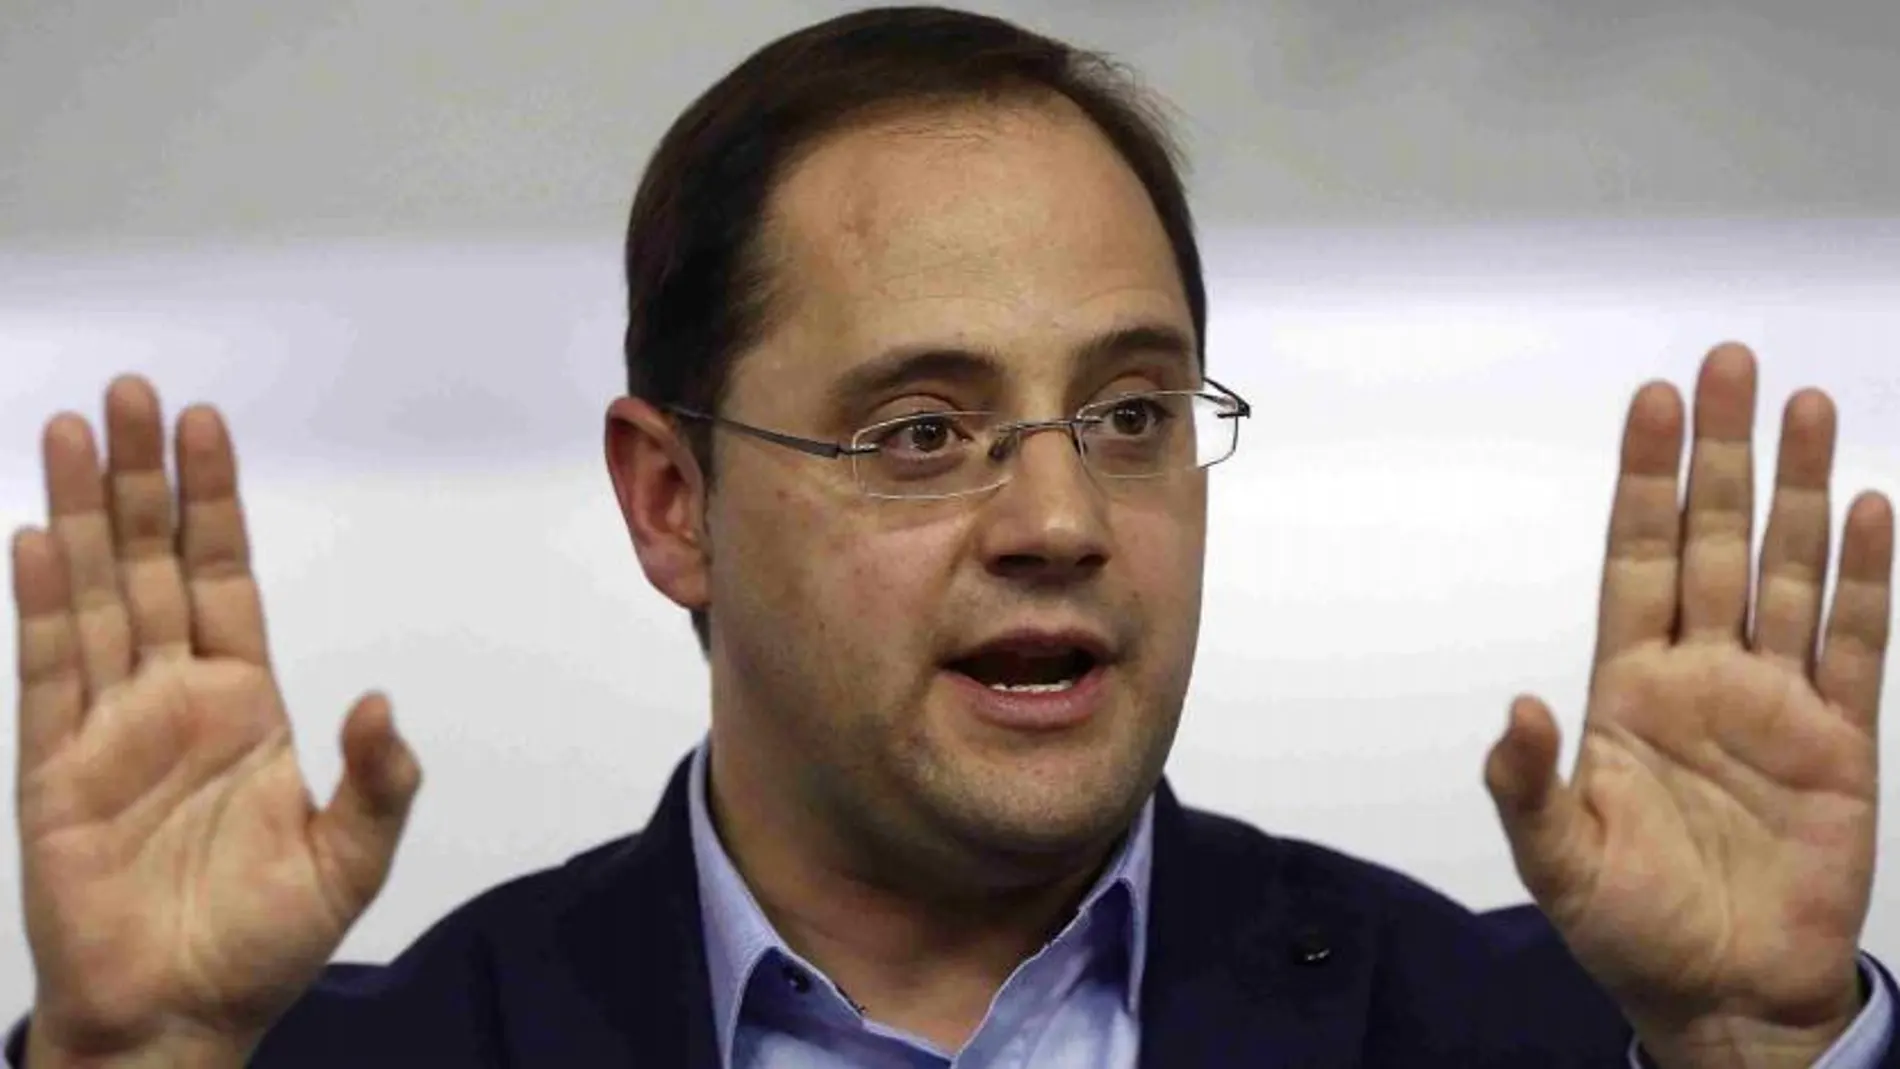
left=849, top=392, right=1238, bottom=499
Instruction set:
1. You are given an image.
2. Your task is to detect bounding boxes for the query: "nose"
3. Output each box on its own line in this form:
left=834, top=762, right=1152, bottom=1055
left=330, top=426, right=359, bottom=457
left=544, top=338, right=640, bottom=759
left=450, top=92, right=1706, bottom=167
left=974, top=422, right=1110, bottom=585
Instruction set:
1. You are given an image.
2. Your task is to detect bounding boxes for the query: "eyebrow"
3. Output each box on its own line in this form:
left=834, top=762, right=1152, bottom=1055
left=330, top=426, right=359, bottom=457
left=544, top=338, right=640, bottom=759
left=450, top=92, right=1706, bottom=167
left=1076, top=322, right=1197, bottom=371
left=825, top=321, right=1199, bottom=412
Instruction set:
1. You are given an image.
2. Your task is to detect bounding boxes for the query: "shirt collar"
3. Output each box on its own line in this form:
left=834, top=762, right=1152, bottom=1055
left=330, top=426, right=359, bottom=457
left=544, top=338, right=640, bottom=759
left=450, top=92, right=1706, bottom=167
left=686, top=739, right=1155, bottom=1067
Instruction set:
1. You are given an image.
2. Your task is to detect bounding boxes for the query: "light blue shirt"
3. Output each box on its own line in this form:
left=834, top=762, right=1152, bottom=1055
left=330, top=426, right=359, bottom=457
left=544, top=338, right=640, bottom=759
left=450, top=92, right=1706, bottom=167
left=687, top=744, right=1150, bottom=1069
left=686, top=743, right=1892, bottom=1069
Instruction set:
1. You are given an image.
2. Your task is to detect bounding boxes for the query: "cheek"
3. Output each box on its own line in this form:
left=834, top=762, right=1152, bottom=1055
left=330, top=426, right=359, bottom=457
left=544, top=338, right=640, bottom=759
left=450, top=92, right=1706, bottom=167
left=719, top=476, right=959, bottom=655
left=1117, top=499, right=1207, bottom=628
left=813, top=518, right=961, bottom=636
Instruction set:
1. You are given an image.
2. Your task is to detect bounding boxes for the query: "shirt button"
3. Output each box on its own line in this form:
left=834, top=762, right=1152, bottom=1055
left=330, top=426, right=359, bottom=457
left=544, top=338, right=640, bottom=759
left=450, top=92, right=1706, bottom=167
left=1291, top=924, right=1332, bottom=966
left=781, top=963, right=813, bottom=993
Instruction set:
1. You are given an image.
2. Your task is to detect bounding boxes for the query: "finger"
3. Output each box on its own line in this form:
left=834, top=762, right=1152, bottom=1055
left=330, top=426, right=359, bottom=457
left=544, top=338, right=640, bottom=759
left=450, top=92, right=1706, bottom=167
left=176, top=405, right=271, bottom=667
left=12, top=530, right=85, bottom=769
left=1485, top=695, right=1596, bottom=909
left=43, top=413, right=132, bottom=698
left=1593, top=382, right=1685, bottom=668
left=310, top=693, right=422, bottom=915
left=1752, top=390, right=1836, bottom=673
left=1816, top=492, right=1895, bottom=732
left=1678, top=344, right=1759, bottom=644
left=104, top=376, right=193, bottom=664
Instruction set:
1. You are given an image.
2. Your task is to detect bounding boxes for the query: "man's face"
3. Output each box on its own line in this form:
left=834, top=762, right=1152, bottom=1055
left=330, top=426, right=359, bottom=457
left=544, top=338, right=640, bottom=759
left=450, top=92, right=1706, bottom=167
left=705, top=98, right=1205, bottom=883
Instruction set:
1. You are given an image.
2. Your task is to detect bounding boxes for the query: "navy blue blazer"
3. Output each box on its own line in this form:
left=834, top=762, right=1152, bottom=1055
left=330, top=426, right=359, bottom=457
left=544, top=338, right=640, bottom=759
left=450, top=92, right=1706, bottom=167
left=13, top=755, right=1898, bottom=1067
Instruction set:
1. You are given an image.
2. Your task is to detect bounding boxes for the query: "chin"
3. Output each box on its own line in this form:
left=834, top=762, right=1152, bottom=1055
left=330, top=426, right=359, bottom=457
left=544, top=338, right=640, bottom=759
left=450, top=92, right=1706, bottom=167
left=917, top=730, right=1159, bottom=862
left=887, top=666, right=1174, bottom=865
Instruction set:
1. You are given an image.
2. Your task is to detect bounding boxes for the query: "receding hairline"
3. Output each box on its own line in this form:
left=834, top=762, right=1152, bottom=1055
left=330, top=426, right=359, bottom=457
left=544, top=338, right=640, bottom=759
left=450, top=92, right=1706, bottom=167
left=732, top=89, right=1186, bottom=399
left=776, top=79, right=1177, bottom=199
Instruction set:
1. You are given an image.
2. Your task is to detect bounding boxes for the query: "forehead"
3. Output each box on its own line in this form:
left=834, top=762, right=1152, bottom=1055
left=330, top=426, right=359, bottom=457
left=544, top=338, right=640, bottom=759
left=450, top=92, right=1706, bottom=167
left=731, top=97, right=1193, bottom=406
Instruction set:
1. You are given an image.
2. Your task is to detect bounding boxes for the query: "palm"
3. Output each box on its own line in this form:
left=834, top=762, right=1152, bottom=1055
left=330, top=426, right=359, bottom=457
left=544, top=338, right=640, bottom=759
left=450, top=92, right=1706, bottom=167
left=1557, top=650, right=1874, bottom=1017
left=1486, top=345, right=1894, bottom=1044
left=10, top=378, right=420, bottom=1059
left=26, top=661, right=331, bottom=1038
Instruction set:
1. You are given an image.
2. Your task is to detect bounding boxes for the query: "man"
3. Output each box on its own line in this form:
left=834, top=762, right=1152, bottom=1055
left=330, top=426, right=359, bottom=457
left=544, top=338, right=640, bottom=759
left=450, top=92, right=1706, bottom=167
left=6, top=6, right=1896, bottom=1068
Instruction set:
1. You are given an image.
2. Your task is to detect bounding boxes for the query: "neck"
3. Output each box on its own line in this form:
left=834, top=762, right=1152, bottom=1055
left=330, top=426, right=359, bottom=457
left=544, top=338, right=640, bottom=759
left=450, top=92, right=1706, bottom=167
left=705, top=730, right=1119, bottom=1051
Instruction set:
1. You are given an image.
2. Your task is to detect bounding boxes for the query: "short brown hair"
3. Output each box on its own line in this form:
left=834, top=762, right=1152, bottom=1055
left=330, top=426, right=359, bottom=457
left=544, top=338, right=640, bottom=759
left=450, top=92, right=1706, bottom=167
left=622, top=5, right=1207, bottom=650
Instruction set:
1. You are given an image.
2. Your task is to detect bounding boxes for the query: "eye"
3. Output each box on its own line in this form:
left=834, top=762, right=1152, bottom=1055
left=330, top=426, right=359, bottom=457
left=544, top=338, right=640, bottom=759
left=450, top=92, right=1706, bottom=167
left=868, top=413, right=972, bottom=457
left=1102, top=396, right=1168, bottom=437
left=898, top=416, right=954, bottom=454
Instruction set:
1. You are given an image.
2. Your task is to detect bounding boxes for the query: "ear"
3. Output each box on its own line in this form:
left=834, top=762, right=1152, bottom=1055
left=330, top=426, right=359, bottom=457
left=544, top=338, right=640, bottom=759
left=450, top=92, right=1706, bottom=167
left=604, top=396, right=710, bottom=613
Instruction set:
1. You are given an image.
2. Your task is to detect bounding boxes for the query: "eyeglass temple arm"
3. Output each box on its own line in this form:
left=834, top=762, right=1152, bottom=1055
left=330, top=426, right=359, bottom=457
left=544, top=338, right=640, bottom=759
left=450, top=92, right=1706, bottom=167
left=1202, top=376, right=1252, bottom=418
left=665, top=406, right=873, bottom=459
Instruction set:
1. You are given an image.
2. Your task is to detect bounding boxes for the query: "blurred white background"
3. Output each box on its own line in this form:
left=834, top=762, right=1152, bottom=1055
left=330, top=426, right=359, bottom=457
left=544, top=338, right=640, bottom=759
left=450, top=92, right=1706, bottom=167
left=4, top=0, right=1899, bottom=1024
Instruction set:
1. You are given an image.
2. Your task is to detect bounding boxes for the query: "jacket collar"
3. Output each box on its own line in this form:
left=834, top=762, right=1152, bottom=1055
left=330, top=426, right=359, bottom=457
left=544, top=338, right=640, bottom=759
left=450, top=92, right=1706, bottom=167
left=549, top=756, right=721, bottom=1069
left=1137, top=778, right=1378, bottom=1069
left=548, top=756, right=1376, bottom=1069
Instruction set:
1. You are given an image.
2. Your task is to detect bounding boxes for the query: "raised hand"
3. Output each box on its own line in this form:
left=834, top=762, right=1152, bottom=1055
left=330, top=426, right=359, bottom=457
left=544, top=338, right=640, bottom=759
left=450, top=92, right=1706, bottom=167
left=1485, top=343, right=1895, bottom=1067
left=11, top=377, right=423, bottom=1067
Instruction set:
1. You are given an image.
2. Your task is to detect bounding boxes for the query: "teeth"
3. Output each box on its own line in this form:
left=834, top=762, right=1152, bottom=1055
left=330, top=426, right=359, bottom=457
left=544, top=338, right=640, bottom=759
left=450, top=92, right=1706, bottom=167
left=989, top=679, right=1078, bottom=694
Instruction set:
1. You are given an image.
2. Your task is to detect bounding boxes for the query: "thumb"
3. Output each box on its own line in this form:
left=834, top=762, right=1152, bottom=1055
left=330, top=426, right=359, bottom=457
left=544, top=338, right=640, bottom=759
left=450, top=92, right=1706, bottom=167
left=311, top=691, right=423, bottom=917
left=1484, top=694, right=1594, bottom=909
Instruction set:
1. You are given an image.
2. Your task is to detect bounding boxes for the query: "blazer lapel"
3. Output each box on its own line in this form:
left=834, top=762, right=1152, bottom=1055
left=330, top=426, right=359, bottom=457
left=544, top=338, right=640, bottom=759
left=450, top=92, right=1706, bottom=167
left=546, top=756, right=722, bottom=1069
left=1139, top=780, right=1378, bottom=1069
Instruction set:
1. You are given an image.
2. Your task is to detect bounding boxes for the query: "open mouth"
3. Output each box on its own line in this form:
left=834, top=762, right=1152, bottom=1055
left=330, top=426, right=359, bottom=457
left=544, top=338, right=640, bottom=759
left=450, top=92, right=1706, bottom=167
left=947, top=645, right=1101, bottom=694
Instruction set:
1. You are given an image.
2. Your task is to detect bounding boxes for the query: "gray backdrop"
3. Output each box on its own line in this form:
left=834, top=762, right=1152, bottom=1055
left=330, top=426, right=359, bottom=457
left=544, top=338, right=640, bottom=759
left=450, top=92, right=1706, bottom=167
left=3, top=0, right=1898, bottom=1033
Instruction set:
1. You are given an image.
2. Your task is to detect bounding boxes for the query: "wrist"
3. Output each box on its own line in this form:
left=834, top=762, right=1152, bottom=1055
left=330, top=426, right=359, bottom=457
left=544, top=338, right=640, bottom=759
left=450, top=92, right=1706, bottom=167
left=1634, top=1006, right=1861, bottom=1069
left=1629, top=964, right=1867, bottom=1069
left=23, top=1017, right=256, bottom=1069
